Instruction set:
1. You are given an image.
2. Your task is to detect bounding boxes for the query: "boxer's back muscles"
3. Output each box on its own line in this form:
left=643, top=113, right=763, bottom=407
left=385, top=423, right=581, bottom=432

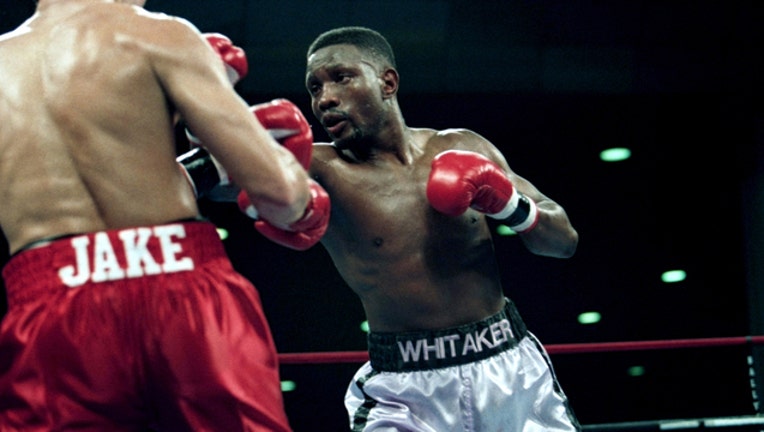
left=0, top=3, right=199, bottom=254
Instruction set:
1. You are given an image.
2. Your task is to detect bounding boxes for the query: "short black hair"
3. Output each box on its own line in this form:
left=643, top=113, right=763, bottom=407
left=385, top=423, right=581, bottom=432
left=307, top=26, right=396, bottom=69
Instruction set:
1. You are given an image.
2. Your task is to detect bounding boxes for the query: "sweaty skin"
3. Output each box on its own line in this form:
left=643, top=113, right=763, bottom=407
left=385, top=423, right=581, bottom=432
left=306, top=44, right=578, bottom=332
left=0, top=0, right=310, bottom=255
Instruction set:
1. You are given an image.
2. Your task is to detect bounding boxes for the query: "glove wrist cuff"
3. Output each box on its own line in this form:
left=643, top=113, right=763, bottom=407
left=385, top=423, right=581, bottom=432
left=488, top=192, right=539, bottom=233
left=177, top=147, right=230, bottom=198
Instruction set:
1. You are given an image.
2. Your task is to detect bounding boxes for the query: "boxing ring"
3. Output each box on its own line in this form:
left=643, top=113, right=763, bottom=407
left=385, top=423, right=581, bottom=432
left=278, top=335, right=764, bottom=431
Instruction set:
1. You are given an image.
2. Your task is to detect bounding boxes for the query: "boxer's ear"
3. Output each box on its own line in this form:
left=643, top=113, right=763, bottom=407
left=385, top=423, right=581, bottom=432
left=381, top=68, right=398, bottom=99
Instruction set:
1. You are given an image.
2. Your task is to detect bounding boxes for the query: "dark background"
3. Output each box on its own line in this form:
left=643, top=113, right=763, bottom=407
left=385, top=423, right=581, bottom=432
left=2, top=1, right=764, bottom=430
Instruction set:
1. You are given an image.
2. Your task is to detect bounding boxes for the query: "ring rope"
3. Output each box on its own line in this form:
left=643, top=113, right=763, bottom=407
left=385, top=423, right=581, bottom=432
left=581, top=414, right=764, bottom=431
left=278, top=335, right=764, bottom=364
left=279, top=336, right=764, bottom=431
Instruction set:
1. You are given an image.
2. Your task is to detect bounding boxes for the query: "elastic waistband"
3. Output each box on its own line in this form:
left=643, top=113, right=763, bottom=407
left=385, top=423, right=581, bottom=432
left=2, top=221, right=228, bottom=308
left=367, top=299, right=528, bottom=372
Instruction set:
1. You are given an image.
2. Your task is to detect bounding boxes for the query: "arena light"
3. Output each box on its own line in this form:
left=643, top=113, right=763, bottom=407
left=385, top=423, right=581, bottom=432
left=599, top=147, right=631, bottom=162
left=661, top=269, right=686, bottom=283
left=496, top=224, right=517, bottom=236
left=216, top=227, right=229, bottom=240
left=577, top=311, right=601, bottom=325
left=360, top=321, right=370, bottom=333
left=281, top=380, right=296, bottom=392
left=627, top=365, right=646, bottom=377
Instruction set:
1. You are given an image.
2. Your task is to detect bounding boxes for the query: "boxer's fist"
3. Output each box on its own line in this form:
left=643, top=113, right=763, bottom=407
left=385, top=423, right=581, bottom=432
left=237, top=179, right=330, bottom=250
left=427, top=150, right=512, bottom=216
left=204, top=33, right=248, bottom=84
left=250, top=99, right=312, bottom=170
left=427, top=150, right=538, bottom=232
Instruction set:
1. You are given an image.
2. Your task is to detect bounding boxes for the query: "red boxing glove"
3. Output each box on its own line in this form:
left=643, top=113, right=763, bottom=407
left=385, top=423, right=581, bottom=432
left=250, top=99, right=313, bottom=170
left=426, top=150, right=538, bottom=233
left=237, top=179, right=330, bottom=250
left=204, top=33, right=248, bottom=84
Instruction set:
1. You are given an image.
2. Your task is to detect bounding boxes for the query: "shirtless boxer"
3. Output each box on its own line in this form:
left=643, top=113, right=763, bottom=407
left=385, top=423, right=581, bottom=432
left=0, top=1, right=328, bottom=430
left=179, top=24, right=581, bottom=432
left=301, top=27, right=581, bottom=431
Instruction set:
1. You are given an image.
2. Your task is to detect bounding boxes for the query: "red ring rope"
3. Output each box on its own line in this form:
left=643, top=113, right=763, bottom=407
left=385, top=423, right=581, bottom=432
left=277, top=335, right=764, bottom=364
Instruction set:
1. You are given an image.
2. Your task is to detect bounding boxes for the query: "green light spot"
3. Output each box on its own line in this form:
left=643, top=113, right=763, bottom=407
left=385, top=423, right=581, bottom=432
left=600, top=147, right=631, bottom=162
left=216, top=228, right=229, bottom=240
left=627, top=366, right=645, bottom=377
left=661, top=270, right=686, bottom=283
left=577, top=311, right=601, bottom=325
left=496, top=225, right=517, bottom=236
left=360, top=321, right=370, bottom=333
left=281, top=380, right=296, bottom=392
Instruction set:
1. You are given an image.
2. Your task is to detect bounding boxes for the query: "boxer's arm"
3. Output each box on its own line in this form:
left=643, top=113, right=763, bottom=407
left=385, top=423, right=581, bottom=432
left=504, top=174, right=578, bottom=258
left=428, top=130, right=578, bottom=258
left=235, top=99, right=330, bottom=250
left=182, top=32, right=248, bottom=147
left=177, top=99, right=314, bottom=203
left=149, top=19, right=310, bottom=226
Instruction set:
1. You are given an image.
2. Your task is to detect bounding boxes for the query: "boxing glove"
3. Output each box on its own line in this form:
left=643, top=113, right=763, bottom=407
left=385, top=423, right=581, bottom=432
left=203, top=33, right=248, bottom=84
left=426, top=150, right=538, bottom=233
left=250, top=99, right=313, bottom=170
left=237, top=179, right=331, bottom=250
left=176, top=147, right=234, bottom=200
